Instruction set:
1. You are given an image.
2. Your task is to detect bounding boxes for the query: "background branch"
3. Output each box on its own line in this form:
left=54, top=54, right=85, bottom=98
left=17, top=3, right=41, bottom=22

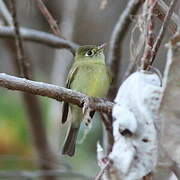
left=140, top=0, right=156, bottom=70
left=150, top=0, right=178, bottom=66
left=154, top=0, right=178, bottom=34
left=0, top=0, right=13, bottom=25
left=0, top=26, right=78, bottom=53
left=36, top=0, right=62, bottom=37
left=107, top=0, right=143, bottom=100
left=8, top=1, right=57, bottom=179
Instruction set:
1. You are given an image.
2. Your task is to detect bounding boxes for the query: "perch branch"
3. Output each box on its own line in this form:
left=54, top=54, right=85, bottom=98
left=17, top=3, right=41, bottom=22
left=0, top=73, right=113, bottom=114
left=36, top=0, right=62, bottom=37
left=150, top=0, right=178, bottom=66
left=0, top=26, right=78, bottom=53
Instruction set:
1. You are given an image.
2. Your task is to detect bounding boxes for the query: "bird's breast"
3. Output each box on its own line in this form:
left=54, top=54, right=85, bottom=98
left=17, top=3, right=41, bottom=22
left=70, top=64, right=110, bottom=98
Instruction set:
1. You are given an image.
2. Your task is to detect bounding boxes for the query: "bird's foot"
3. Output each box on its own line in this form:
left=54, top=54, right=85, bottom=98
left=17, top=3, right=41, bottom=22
left=82, top=97, right=92, bottom=127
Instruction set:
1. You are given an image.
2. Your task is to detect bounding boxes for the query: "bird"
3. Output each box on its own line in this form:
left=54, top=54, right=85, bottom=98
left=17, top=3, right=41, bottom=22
left=61, top=44, right=111, bottom=156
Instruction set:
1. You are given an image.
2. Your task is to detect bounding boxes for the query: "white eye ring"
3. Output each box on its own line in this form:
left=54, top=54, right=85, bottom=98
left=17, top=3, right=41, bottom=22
left=85, top=50, right=94, bottom=56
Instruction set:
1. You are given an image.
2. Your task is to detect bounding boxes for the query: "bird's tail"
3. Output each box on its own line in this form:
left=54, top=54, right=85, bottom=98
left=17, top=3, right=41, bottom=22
left=62, top=125, right=79, bottom=157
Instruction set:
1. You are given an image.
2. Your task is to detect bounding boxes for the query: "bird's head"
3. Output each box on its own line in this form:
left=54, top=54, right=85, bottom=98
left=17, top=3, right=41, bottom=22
left=75, top=44, right=106, bottom=63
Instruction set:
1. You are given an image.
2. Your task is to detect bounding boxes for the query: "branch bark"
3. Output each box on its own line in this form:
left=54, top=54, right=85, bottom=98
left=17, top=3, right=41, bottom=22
left=154, top=0, right=178, bottom=34
left=0, top=73, right=113, bottom=114
left=36, top=0, right=62, bottom=37
left=0, top=26, right=79, bottom=53
left=150, top=0, right=178, bottom=66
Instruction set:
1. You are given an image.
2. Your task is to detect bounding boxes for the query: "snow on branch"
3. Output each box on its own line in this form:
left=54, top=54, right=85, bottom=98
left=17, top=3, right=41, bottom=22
left=0, top=73, right=113, bottom=114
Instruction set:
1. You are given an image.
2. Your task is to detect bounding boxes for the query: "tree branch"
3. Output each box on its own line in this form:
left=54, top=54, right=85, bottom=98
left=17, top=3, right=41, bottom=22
left=150, top=0, right=178, bottom=66
left=107, top=0, right=143, bottom=100
left=140, top=0, right=156, bottom=70
left=0, top=26, right=79, bottom=54
left=154, top=0, right=178, bottom=34
left=9, top=0, right=29, bottom=77
left=0, top=0, right=13, bottom=25
left=36, top=0, right=62, bottom=37
left=0, top=73, right=113, bottom=114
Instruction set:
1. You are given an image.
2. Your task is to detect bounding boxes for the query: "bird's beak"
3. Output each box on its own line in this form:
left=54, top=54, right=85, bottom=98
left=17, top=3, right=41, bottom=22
left=98, top=43, right=107, bottom=50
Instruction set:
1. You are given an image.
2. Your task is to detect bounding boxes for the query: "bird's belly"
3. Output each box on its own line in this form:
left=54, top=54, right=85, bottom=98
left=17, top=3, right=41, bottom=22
left=70, top=66, right=110, bottom=98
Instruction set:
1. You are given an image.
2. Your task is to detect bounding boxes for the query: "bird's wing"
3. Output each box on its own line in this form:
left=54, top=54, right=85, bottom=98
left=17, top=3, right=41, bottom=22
left=62, top=66, right=79, bottom=123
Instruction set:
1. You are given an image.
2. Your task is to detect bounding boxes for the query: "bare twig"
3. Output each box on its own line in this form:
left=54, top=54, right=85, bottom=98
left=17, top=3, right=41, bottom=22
left=36, top=0, right=62, bottom=37
left=0, top=73, right=113, bottom=114
left=0, top=170, right=91, bottom=180
left=150, top=0, right=178, bottom=66
left=94, top=160, right=111, bottom=180
left=0, top=0, right=13, bottom=25
left=123, top=0, right=179, bottom=78
left=154, top=0, right=178, bottom=34
left=0, top=26, right=78, bottom=53
left=100, top=113, right=112, bottom=132
left=107, top=0, right=143, bottom=100
left=9, top=0, right=29, bottom=77
left=141, top=0, right=156, bottom=70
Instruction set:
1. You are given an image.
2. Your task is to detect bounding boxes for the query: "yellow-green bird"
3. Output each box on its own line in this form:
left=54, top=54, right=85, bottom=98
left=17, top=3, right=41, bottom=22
left=62, top=44, right=111, bottom=156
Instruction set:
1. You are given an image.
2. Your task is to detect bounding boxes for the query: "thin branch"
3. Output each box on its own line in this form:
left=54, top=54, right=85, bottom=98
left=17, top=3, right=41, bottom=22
left=150, top=0, right=178, bottom=66
left=9, top=0, right=29, bottom=78
left=0, top=0, right=77, bottom=53
left=107, top=0, right=143, bottom=100
left=0, top=170, right=91, bottom=180
left=141, top=0, right=156, bottom=70
left=94, top=160, right=111, bottom=180
left=0, top=73, right=113, bottom=114
left=0, top=26, right=78, bottom=54
left=154, top=0, right=178, bottom=34
left=100, top=113, right=112, bottom=132
left=0, top=0, right=13, bottom=25
left=36, top=0, right=62, bottom=37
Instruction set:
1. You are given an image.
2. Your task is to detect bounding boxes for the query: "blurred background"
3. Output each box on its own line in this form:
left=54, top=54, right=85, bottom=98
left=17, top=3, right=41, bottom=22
left=0, top=0, right=177, bottom=179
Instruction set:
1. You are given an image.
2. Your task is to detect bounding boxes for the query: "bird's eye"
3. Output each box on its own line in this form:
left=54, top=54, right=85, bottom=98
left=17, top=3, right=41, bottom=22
left=85, top=50, right=94, bottom=56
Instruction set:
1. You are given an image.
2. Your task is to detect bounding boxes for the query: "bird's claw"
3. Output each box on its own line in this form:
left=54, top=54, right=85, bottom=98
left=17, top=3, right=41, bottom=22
left=82, top=98, right=92, bottom=127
